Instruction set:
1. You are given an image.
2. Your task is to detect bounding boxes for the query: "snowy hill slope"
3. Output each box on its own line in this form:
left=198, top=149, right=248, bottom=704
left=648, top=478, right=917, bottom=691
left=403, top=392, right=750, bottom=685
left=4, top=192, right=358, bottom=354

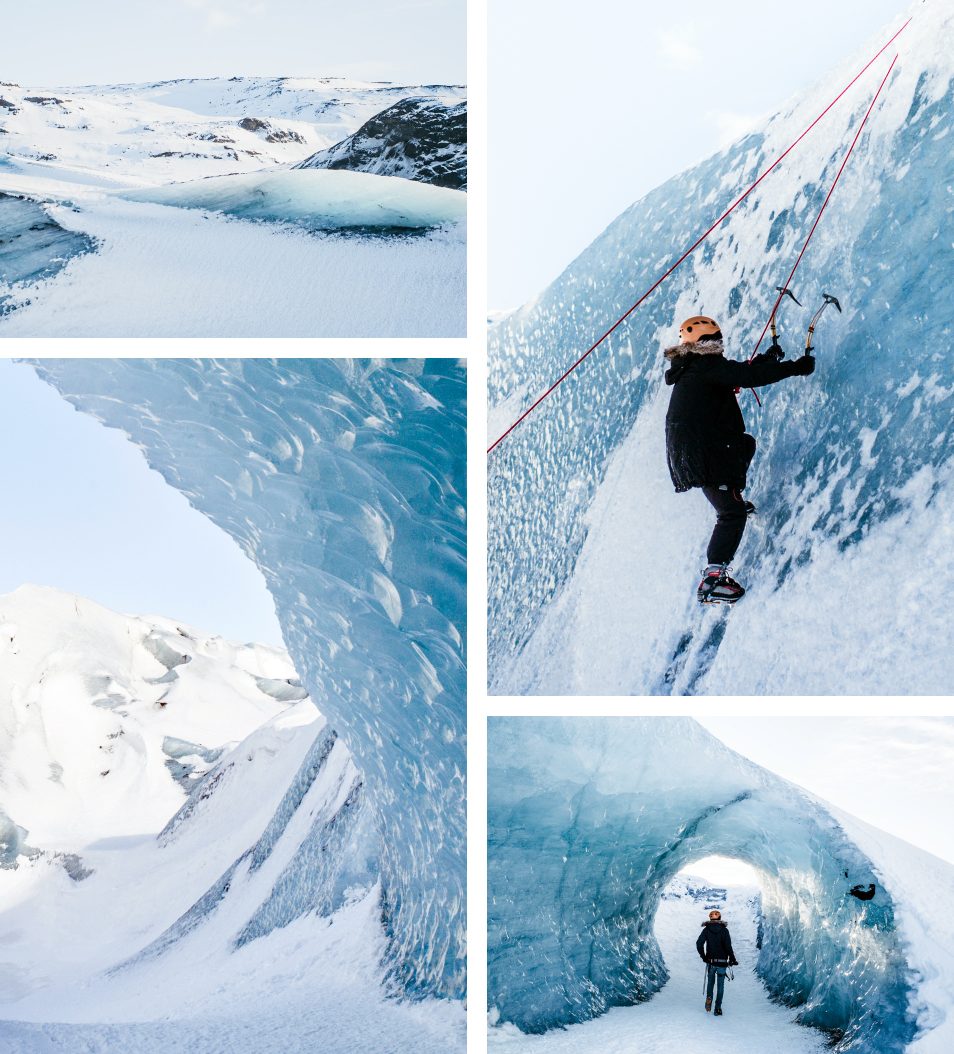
left=487, top=717, right=954, bottom=1053
left=487, top=0, right=953, bottom=693
left=0, top=585, right=300, bottom=863
left=0, top=77, right=466, bottom=336
left=0, top=587, right=463, bottom=1052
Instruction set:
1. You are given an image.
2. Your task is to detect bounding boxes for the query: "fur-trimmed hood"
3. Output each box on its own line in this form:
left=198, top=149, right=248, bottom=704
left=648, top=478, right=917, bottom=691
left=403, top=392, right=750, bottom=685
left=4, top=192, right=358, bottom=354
left=664, top=338, right=725, bottom=361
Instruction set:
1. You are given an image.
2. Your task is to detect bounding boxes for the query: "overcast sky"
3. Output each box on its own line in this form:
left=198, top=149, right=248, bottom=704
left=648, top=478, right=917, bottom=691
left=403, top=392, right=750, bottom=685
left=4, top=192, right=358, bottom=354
left=3, top=0, right=465, bottom=87
left=0, top=360, right=283, bottom=648
left=491, top=0, right=908, bottom=310
left=699, top=716, right=954, bottom=866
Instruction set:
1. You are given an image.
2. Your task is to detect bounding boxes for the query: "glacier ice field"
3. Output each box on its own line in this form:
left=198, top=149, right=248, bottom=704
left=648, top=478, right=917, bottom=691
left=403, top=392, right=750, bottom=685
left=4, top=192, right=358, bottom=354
left=29, top=358, right=467, bottom=1001
left=487, top=0, right=953, bottom=694
left=488, top=718, right=924, bottom=1052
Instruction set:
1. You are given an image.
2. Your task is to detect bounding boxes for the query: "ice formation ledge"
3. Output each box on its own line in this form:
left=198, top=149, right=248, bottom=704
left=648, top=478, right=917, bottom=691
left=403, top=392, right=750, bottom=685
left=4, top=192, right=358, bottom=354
left=488, top=718, right=918, bottom=1052
left=31, top=359, right=467, bottom=1001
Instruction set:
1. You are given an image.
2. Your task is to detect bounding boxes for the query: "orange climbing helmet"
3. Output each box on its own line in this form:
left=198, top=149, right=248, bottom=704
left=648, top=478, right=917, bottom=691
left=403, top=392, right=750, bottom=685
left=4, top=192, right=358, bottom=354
left=679, top=315, right=722, bottom=344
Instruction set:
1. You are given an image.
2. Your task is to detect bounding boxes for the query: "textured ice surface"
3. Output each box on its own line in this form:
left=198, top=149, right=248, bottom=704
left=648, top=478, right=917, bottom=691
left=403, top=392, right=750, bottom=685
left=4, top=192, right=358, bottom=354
left=488, top=718, right=916, bottom=1052
left=0, top=193, right=94, bottom=312
left=31, top=359, right=467, bottom=1000
left=487, top=0, right=953, bottom=693
left=122, top=169, right=466, bottom=232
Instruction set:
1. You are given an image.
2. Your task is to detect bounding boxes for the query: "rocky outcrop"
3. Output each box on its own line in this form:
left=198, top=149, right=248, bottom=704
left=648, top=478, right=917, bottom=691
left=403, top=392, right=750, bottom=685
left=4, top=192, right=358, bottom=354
left=296, top=97, right=466, bottom=190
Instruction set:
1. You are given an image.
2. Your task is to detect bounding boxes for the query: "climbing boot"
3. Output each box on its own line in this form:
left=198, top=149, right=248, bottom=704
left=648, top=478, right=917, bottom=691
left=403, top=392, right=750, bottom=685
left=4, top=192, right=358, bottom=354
left=697, top=564, right=745, bottom=605
left=705, top=997, right=712, bottom=1013
left=714, top=1008, right=723, bottom=1016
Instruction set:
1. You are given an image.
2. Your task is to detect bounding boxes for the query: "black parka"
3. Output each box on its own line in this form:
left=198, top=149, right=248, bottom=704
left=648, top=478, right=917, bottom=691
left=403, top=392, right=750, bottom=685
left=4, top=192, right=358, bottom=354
left=664, top=342, right=806, bottom=492
left=696, top=920, right=738, bottom=965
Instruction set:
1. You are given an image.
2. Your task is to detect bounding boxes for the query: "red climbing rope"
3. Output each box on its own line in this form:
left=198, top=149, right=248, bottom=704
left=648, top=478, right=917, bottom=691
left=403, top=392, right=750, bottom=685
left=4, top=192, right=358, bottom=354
left=748, top=53, right=901, bottom=369
left=487, top=18, right=911, bottom=455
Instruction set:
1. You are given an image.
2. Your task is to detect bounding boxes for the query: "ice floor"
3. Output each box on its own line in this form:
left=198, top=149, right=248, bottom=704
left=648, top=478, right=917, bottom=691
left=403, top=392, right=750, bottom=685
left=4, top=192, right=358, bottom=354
left=489, top=884, right=828, bottom=1054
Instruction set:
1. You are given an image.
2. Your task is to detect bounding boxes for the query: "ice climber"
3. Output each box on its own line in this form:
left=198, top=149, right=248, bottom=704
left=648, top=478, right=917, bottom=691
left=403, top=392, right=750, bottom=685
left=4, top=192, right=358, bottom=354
left=697, top=909, right=738, bottom=1016
left=664, top=314, right=816, bottom=603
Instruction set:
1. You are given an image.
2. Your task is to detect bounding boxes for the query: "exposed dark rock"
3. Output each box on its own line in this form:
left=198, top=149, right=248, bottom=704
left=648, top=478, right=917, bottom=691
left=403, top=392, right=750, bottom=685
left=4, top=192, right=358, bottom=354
left=24, top=96, right=66, bottom=106
left=0, top=98, right=18, bottom=114
left=295, top=96, right=467, bottom=189
left=238, top=116, right=305, bottom=144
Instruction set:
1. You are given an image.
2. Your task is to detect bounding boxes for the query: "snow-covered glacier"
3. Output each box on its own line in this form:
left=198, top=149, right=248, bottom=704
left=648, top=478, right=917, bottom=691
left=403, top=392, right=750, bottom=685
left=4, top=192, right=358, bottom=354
left=27, top=359, right=467, bottom=1002
left=487, top=0, right=953, bottom=694
left=488, top=718, right=952, bottom=1053
left=0, top=78, right=466, bottom=336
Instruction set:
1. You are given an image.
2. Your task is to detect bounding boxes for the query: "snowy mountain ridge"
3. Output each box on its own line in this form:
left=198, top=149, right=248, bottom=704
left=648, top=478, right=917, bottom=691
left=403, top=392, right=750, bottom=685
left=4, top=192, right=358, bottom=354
left=487, top=0, right=953, bottom=693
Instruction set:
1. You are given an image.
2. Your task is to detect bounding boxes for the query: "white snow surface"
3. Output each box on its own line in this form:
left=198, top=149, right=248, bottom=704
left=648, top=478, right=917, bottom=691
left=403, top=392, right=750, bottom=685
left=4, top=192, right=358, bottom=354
left=489, top=880, right=828, bottom=1054
left=0, top=77, right=466, bottom=336
left=0, top=586, right=463, bottom=1053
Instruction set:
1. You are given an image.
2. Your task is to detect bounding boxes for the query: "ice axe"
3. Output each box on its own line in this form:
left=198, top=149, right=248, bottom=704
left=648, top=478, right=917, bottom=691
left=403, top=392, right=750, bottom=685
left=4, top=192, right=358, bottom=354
left=768, top=286, right=802, bottom=358
left=805, top=293, right=842, bottom=352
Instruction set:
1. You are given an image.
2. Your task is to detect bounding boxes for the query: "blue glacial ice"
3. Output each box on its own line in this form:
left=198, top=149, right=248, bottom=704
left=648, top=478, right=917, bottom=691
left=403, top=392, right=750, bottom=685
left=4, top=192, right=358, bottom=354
left=0, top=193, right=95, bottom=313
left=487, top=717, right=917, bottom=1052
left=487, top=0, right=954, bottom=694
left=30, top=358, right=467, bottom=1000
left=122, top=169, right=466, bottom=232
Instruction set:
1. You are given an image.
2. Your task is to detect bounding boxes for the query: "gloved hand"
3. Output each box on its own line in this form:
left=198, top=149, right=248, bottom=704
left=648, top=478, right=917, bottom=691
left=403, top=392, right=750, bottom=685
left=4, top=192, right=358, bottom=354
left=730, top=957, right=739, bottom=967
left=793, top=353, right=816, bottom=376
left=766, top=341, right=785, bottom=362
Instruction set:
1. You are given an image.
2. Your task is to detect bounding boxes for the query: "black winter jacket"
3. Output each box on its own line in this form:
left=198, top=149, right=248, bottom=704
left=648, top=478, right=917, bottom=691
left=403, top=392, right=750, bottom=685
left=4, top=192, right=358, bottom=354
left=696, top=921, right=738, bottom=965
left=664, top=341, right=809, bottom=492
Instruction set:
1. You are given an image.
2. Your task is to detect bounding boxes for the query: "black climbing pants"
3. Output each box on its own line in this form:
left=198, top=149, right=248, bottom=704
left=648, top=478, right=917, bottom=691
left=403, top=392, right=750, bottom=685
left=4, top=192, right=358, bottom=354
left=702, top=486, right=748, bottom=565
left=706, top=965, right=727, bottom=1011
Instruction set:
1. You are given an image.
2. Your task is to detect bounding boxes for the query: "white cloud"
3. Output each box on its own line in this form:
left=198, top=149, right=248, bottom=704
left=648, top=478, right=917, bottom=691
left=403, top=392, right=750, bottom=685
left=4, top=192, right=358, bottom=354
left=657, top=28, right=703, bottom=70
left=179, top=0, right=267, bottom=31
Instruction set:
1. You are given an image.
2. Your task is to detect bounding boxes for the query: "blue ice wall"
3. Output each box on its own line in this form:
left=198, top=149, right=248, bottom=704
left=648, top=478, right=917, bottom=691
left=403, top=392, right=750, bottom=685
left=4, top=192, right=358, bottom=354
left=32, top=358, right=466, bottom=1000
left=488, top=718, right=916, bottom=1051
left=487, top=1, right=953, bottom=688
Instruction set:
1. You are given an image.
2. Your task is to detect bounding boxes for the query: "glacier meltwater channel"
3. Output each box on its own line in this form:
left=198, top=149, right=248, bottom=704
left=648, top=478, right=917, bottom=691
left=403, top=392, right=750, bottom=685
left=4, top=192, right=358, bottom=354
left=487, top=0, right=953, bottom=694
left=30, top=359, right=466, bottom=1001
left=488, top=718, right=917, bottom=1052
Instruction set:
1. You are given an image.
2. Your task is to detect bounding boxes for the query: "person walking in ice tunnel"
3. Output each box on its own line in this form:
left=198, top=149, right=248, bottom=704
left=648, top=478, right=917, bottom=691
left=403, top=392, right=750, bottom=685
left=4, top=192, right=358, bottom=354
left=664, top=314, right=816, bottom=604
left=697, top=909, right=738, bottom=1016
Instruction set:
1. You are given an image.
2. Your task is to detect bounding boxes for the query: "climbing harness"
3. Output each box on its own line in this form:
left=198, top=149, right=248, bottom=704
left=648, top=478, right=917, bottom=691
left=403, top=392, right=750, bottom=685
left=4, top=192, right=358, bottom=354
left=487, top=19, right=910, bottom=455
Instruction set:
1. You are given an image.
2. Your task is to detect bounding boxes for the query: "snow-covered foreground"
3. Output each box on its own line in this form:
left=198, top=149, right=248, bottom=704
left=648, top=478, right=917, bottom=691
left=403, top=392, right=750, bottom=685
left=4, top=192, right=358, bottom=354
left=0, top=194, right=465, bottom=337
left=0, top=587, right=464, bottom=1053
left=490, top=881, right=828, bottom=1054
left=0, top=78, right=466, bottom=336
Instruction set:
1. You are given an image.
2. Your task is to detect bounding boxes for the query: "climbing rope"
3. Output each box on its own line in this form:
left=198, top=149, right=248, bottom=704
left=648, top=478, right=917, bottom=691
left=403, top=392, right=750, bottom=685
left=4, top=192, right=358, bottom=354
left=487, top=19, right=911, bottom=455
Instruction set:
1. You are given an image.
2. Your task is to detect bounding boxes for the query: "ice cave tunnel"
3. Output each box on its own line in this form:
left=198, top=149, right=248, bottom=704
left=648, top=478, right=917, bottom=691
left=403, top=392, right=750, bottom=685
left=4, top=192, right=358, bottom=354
left=487, top=717, right=917, bottom=1052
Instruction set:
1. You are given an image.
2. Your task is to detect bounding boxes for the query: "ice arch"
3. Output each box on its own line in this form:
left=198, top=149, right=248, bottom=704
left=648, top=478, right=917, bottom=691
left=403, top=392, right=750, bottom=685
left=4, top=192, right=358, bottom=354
left=487, top=718, right=916, bottom=1051
left=31, top=359, right=466, bottom=1000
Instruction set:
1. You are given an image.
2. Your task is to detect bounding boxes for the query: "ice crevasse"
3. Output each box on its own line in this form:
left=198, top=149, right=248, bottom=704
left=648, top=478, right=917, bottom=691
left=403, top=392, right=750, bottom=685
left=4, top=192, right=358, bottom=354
left=488, top=717, right=953, bottom=1052
left=487, top=0, right=954, bottom=694
left=29, top=358, right=467, bottom=1000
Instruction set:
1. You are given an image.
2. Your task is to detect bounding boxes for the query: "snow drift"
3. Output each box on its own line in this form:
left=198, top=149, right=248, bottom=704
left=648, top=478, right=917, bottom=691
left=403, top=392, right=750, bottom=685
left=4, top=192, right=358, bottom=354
left=487, top=0, right=953, bottom=694
left=26, top=359, right=467, bottom=1002
left=487, top=717, right=952, bottom=1053
left=122, top=169, right=466, bottom=231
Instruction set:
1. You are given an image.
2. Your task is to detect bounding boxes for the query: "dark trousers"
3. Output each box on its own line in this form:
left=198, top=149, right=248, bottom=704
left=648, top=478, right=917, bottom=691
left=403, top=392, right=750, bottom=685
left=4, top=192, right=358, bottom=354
left=702, top=486, right=748, bottom=565
left=706, top=964, right=727, bottom=1010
